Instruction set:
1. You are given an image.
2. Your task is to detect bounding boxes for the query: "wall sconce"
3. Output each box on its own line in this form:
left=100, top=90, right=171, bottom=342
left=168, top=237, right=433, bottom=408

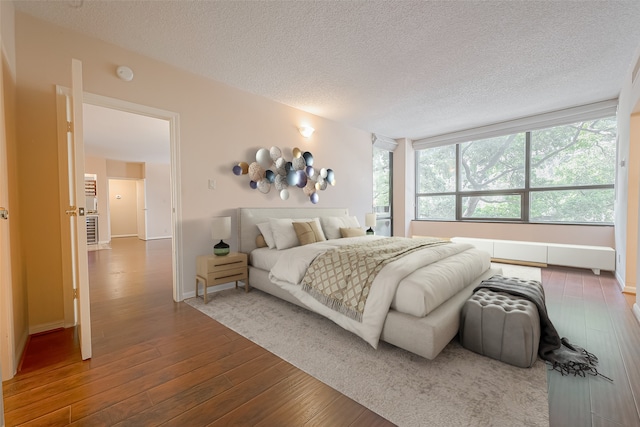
left=211, top=216, right=231, bottom=256
left=365, top=213, right=377, bottom=235
left=299, top=126, right=315, bottom=138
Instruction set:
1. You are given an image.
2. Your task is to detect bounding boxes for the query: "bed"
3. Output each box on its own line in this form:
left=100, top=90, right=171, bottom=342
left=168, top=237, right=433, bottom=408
left=238, top=207, right=500, bottom=360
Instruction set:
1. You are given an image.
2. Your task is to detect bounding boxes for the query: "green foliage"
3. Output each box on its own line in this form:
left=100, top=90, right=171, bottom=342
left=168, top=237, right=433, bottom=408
left=460, top=133, right=526, bottom=191
left=373, top=147, right=391, bottom=208
left=416, top=117, right=616, bottom=223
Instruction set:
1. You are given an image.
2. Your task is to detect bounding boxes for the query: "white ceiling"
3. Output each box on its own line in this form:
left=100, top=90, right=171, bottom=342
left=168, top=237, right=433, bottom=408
left=83, top=104, right=170, bottom=164
left=14, top=0, right=640, bottom=158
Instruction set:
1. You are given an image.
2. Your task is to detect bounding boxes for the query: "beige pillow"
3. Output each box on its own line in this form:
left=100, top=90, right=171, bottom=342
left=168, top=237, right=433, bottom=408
left=255, top=234, right=268, bottom=248
left=293, top=221, right=325, bottom=245
left=340, top=227, right=365, bottom=238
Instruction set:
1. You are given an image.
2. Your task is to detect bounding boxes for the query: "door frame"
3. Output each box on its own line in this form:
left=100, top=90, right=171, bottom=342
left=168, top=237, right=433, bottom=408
left=56, top=90, right=183, bottom=319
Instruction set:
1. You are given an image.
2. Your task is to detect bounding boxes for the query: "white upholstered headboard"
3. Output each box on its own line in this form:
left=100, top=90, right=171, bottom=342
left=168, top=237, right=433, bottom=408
left=238, top=207, right=349, bottom=254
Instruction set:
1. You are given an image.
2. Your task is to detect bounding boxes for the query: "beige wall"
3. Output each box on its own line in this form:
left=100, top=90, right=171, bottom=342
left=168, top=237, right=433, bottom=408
left=625, top=113, right=640, bottom=291
left=411, top=221, right=615, bottom=247
left=106, top=159, right=143, bottom=179
left=108, top=179, right=138, bottom=237
left=616, top=41, right=640, bottom=303
left=14, top=13, right=372, bottom=329
left=2, top=0, right=28, bottom=379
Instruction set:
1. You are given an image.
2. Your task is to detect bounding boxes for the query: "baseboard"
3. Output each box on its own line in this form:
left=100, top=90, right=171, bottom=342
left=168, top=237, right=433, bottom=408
left=112, top=234, right=137, bottom=238
left=14, top=328, right=29, bottom=376
left=623, top=286, right=637, bottom=295
left=633, top=303, right=640, bottom=325
left=28, top=321, right=65, bottom=335
left=145, top=236, right=172, bottom=241
left=616, top=271, right=625, bottom=292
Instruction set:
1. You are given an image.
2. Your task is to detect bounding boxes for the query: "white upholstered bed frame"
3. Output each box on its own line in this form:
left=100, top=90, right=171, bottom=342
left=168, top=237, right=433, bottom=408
left=238, top=207, right=499, bottom=360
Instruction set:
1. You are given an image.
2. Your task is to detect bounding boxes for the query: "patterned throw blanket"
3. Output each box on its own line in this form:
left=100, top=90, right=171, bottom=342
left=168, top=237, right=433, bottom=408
left=301, top=237, right=449, bottom=322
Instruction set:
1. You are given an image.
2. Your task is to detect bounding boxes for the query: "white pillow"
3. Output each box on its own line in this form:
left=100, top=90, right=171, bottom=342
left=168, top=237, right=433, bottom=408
left=257, top=221, right=276, bottom=249
left=270, top=218, right=300, bottom=250
left=320, top=216, right=361, bottom=240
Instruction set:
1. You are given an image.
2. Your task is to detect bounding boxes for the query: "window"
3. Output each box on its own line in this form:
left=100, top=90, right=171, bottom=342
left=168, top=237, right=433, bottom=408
left=373, top=146, right=393, bottom=236
left=415, top=117, right=616, bottom=224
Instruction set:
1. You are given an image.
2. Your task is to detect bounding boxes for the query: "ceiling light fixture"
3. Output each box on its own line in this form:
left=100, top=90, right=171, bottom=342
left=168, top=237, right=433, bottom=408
left=299, top=125, right=315, bottom=138
left=116, top=65, right=134, bottom=82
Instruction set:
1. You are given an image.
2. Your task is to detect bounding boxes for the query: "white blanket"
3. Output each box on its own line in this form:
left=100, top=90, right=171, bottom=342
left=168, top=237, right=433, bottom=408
left=268, top=236, right=477, bottom=348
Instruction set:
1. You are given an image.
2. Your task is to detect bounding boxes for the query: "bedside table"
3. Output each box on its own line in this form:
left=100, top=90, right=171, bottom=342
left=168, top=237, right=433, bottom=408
left=195, top=252, right=249, bottom=304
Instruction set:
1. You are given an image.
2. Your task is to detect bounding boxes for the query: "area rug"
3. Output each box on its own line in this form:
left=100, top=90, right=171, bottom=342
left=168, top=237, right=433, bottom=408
left=493, top=262, right=542, bottom=281
left=186, top=264, right=548, bottom=427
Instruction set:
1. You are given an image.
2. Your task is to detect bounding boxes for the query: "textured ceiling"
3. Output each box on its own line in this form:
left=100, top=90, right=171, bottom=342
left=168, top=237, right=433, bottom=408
left=14, top=0, right=640, bottom=142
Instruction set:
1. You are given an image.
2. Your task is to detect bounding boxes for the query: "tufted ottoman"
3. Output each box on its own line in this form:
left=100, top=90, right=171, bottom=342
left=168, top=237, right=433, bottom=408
left=459, top=287, right=540, bottom=368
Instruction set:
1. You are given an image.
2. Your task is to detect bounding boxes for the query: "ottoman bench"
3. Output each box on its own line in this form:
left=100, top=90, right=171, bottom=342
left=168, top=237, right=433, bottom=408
left=459, top=287, right=540, bottom=368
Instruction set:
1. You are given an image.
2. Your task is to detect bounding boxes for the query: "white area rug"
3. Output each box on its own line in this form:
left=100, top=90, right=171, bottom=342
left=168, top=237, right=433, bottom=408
left=493, top=262, right=542, bottom=281
left=186, top=264, right=548, bottom=427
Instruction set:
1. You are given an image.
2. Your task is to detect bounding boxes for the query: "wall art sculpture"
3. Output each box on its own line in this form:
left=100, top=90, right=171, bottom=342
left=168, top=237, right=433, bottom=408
left=233, top=147, right=335, bottom=204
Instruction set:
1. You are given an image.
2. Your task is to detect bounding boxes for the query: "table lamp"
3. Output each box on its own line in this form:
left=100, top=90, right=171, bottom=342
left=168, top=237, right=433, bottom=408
left=365, top=213, right=376, bottom=235
left=211, top=216, right=231, bottom=256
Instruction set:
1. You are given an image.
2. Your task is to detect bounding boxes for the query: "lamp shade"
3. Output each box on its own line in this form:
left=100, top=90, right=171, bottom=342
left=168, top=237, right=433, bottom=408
left=211, top=216, right=231, bottom=240
left=365, top=213, right=377, bottom=228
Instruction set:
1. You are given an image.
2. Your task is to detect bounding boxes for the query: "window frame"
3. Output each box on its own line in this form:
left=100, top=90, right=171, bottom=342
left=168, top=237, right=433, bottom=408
left=415, top=120, right=616, bottom=225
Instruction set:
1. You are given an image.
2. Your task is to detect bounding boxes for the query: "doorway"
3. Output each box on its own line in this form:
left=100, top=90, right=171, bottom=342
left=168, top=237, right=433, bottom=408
left=81, top=93, right=182, bottom=305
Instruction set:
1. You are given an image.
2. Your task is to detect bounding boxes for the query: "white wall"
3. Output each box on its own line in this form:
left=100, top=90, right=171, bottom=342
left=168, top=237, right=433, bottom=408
left=145, top=162, right=171, bottom=239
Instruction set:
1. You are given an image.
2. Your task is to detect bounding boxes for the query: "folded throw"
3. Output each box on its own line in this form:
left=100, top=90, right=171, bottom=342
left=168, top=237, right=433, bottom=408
left=474, top=275, right=610, bottom=380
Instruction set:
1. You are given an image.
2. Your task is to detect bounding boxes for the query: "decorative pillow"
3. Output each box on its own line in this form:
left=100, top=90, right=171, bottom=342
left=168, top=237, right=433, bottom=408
left=293, top=221, right=325, bottom=245
left=321, top=216, right=361, bottom=239
left=270, top=218, right=300, bottom=250
left=340, top=227, right=366, bottom=238
left=255, top=234, right=268, bottom=248
left=257, top=222, right=276, bottom=249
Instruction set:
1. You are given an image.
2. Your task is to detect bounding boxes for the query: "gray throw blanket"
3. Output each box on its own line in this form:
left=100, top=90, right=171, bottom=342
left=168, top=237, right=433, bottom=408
left=474, top=275, right=610, bottom=380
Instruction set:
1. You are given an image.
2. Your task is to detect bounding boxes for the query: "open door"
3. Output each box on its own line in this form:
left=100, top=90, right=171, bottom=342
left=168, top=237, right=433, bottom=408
left=0, top=1, right=16, bottom=387
left=65, top=59, right=92, bottom=360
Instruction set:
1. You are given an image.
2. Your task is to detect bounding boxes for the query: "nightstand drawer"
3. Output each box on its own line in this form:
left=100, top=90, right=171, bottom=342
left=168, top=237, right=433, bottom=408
left=206, top=266, right=247, bottom=286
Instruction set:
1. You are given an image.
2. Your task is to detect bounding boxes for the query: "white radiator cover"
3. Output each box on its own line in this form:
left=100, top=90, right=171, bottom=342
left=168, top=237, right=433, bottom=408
left=451, top=237, right=615, bottom=275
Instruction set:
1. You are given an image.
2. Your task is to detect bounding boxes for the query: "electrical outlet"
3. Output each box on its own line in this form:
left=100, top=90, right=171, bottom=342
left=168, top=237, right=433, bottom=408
left=208, top=179, right=216, bottom=190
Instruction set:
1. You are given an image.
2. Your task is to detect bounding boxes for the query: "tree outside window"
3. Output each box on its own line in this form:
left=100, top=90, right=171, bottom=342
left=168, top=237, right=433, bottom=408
left=415, top=117, right=616, bottom=224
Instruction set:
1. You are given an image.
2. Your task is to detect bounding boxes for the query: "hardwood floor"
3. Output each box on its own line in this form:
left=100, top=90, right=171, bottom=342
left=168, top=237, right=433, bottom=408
left=3, top=237, right=640, bottom=426
left=3, top=237, right=392, bottom=426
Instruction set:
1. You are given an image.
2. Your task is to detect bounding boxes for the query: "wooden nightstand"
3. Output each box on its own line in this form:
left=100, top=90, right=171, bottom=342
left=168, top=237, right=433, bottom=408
left=195, top=252, right=249, bottom=304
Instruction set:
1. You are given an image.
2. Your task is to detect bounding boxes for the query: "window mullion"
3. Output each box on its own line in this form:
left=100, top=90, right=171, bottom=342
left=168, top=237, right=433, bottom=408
left=523, top=132, right=531, bottom=221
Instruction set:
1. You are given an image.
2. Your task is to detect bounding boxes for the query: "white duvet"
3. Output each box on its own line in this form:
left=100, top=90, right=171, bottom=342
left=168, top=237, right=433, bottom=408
left=268, top=236, right=489, bottom=348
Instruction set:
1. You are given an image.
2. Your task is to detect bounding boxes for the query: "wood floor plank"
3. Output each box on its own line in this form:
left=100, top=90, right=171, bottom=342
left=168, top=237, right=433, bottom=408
left=112, top=374, right=234, bottom=426
left=150, top=361, right=292, bottom=426
left=304, top=392, right=368, bottom=426
left=144, top=340, right=263, bottom=405
left=69, top=336, right=248, bottom=422
left=17, top=406, right=71, bottom=427
left=206, top=369, right=312, bottom=426
left=253, top=372, right=345, bottom=426
left=586, top=328, right=638, bottom=425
